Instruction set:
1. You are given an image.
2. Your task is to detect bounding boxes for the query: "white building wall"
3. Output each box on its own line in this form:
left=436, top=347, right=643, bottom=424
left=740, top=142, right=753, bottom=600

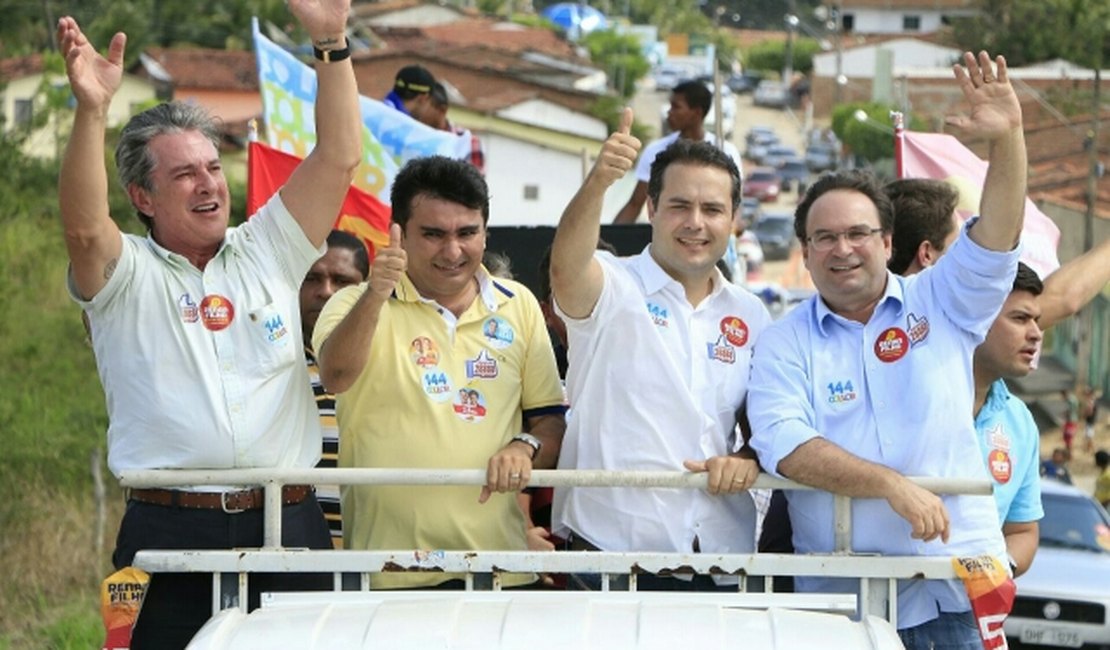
left=2, top=73, right=154, bottom=159
left=813, top=39, right=961, bottom=77
left=843, top=7, right=974, bottom=34
left=484, top=132, right=636, bottom=226
left=496, top=99, right=608, bottom=140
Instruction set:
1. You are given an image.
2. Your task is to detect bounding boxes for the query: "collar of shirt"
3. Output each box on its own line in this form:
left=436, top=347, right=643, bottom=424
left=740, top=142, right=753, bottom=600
left=382, top=91, right=410, bottom=115
left=144, top=231, right=231, bottom=269
left=981, top=378, right=1013, bottom=417
left=393, top=265, right=509, bottom=313
left=813, top=270, right=904, bottom=336
left=632, top=245, right=727, bottom=304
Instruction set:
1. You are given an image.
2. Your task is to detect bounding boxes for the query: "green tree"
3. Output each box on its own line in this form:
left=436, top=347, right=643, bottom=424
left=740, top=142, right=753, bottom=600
left=743, top=37, right=822, bottom=76
left=831, top=102, right=926, bottom=164
left=581, top=30, right=650, bottom=98
left=950, top=0, right=1110, bottom=68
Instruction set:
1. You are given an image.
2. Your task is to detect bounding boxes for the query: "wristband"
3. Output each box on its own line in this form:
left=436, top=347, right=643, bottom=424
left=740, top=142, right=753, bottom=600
left=511, top=433, right=542, bottom=460
left=313, top=38, right=350, bottom=63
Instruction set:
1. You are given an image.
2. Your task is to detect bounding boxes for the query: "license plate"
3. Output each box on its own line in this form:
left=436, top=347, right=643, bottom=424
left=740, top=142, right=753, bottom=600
left=1019, top=625, right=1082, bottom=648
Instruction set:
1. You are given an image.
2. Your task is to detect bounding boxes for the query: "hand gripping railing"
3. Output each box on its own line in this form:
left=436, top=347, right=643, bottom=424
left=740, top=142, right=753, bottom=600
left=120, top=468, right=992, bottom=626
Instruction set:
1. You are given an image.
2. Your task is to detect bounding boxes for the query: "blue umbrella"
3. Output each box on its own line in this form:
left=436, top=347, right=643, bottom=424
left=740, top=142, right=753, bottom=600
left=542, top=2, right=609, bottom=39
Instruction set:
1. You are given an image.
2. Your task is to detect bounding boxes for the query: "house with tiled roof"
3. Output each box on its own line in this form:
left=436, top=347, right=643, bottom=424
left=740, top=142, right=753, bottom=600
left=351, top=0, right=479, bottom=27
left=0, top=53, right=155, bottom=158
left=352, top=44, right=622, bottom=225
left=135, top=47, right=260, bottom=140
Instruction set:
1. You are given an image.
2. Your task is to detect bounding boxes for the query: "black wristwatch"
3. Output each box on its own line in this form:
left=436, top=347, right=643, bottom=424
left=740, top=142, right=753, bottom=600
left=511, top=433, right=542, bottom=460
left=313, top=38, right=351, bottom=63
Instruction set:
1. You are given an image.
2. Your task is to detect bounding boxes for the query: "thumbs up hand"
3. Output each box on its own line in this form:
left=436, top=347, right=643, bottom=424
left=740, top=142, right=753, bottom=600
left=588, top=107, right=641, bottom=189
left=368, top=222, right=406, bottom=300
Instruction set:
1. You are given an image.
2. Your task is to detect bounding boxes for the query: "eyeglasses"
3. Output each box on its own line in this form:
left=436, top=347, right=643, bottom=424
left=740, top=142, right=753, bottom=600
left=806, top=227, right=883, bottom=252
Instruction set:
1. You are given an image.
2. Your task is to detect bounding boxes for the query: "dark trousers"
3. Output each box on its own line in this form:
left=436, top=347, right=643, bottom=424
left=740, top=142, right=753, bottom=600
left=113, top=493, right=333, bottom=650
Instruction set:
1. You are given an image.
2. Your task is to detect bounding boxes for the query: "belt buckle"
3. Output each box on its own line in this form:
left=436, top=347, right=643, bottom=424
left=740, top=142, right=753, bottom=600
left=220, top=490, right=247, bottom=514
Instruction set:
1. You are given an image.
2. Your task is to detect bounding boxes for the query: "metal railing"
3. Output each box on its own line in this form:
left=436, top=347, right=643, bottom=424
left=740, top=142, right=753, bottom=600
left=121, top=468, right=992, bottom=627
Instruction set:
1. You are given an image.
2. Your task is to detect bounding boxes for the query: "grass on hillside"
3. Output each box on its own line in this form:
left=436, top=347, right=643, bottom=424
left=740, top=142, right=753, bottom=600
left=0, top=162, right=125, bottom=647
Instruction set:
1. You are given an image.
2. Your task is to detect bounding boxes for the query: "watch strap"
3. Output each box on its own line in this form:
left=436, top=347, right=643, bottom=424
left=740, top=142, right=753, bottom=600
left=313, top=38, right=351, bottom=63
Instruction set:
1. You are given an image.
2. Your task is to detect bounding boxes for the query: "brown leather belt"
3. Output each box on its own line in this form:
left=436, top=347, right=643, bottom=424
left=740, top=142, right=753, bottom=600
left=128, top=485, right=313, bottom=512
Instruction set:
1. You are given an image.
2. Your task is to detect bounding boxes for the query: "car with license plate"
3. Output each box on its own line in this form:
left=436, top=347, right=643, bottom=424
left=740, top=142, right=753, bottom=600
left=743, top=167, right=782, bottom=203
left=1004, top=478, right=1110, bottom=649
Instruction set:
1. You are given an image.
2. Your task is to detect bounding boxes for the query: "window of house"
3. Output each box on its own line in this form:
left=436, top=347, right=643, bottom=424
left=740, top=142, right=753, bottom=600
left=14, top=99, right=33, bottom=127
left=523, top=184, right=539, bottom=201
left=841, top=14, right=854, bottom=32
left=903, top=15, right=921, bottom=31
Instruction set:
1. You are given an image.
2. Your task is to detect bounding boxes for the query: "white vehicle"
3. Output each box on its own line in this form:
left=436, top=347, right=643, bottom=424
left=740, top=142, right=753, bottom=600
left=1004, top=478, right=1110, bottom=648
left=123, top=468, right=992, bottom=649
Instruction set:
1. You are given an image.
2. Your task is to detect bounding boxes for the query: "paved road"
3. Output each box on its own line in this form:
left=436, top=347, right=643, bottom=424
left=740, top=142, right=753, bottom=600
left=631, top=86, right=818, bottom=289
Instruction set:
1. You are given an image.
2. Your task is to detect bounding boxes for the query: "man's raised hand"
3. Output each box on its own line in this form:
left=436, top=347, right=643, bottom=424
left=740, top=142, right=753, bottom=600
left=56, top=17, right=125, bottom=110
left=368, top=223, right=406, bottom=300
left=587, top=107, right=641, bottom=190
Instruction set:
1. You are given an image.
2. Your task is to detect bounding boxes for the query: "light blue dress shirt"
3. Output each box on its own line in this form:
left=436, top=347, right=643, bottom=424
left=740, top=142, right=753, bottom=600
left=749, top=220, right=1018, bottom=629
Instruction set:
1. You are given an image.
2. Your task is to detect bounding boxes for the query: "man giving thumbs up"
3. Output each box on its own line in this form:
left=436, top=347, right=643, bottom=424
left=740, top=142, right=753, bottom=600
left=549, top=109, right=772, bottom=590
left=313, top=156, right=566, bottom=589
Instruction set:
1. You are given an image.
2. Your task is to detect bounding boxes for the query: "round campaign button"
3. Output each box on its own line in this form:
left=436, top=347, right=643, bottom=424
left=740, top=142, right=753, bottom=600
left=200, top=295, right=235, bottom=331
left=874, top=327, right=909, bottom=363
left=720, top=316, right=749, bottom=347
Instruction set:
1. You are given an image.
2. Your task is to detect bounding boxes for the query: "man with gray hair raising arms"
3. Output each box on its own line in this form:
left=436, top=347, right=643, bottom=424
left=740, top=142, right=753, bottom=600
left=57, top=1, right=361, bottom=646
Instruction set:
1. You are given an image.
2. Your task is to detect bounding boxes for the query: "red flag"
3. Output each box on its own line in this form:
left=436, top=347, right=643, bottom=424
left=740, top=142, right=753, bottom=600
left=899, top=131, right=1060, bottom=278
left=247, top=141, right=392, bottom=258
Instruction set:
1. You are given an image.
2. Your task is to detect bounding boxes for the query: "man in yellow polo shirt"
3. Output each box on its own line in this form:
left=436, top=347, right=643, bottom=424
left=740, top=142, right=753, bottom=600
left=313, top=156, right=566, bottom=589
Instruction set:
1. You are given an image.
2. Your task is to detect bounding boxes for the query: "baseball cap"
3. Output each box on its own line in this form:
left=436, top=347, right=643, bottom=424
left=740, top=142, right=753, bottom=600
left=395, top=65, right=435, bottom=94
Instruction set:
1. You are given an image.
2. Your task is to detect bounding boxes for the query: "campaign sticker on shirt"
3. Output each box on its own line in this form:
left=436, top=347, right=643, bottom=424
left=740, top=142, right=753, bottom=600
left=988, top=449, right=1012, bottom=484
left=646, top=302, right=670, bottom=328
left=200, top=294, right=234, bottom=331
left=826, top=380, right=858, bottom=406
left=986, top=424, right=1011, bottom=452
left=421, top=369, right=454, bottom=403
left=410, top=336, right=440, bottom=368
left=874, top=327, right=909, bottom=363
left=705, top=335, right=736, bottom=364
left=907, top=312, right=930, bottom=346
left=252, top=308, right=290, bottom=347
left=720, top=316, right=750, bottom=347
left=178, top=293, right=199, bottom=323
left=452, top=387, right=487, bottom=422
left=482, top=317, right=514, bottom=349
left=465, top=349, right=499, bottom=379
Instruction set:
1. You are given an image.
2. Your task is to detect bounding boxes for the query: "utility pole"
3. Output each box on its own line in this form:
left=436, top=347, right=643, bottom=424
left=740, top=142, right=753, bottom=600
left=1075, top=66, right=1101, bottom=395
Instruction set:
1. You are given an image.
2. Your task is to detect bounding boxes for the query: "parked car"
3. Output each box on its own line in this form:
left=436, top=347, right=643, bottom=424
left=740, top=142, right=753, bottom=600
left=762, top=145, right=799, bottom=169
left=743, top=167, right=782, bottom=203
left=778, top=158, right=810, bottom=193
left=745, top=131, right=779, bottom=163
left=753, top=80, right=788, bottom=108
left=726, top=70, right=764, bottom=94
left=740, top=197, right=764, bottom=225
left=752, top=213, right=796, bottom=261
left=804, top=143, right=839, bottom=173
left=1004, top=478, right=1110, bottom=649
left=745, top=125, right=778, bottom=147
left=652, top=64, right=691, bottom=91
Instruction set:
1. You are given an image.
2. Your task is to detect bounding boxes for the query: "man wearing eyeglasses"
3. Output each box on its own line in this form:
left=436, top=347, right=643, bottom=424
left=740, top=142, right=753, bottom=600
left=748, top=51, right=1026, bottom=650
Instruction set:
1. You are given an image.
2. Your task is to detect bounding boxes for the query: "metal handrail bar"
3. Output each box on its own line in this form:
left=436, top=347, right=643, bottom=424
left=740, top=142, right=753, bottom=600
left=121, top=467, right=992, bottom=627
left=119, top=468, right=991, bottom=552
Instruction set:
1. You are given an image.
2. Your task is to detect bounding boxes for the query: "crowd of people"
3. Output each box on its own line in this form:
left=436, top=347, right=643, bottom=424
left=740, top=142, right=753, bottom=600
left=56, top=1, right=1108, bottom=647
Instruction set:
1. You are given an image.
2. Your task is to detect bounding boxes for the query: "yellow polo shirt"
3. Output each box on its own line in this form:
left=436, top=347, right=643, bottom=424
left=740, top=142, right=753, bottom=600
left=313, top=268, right=565, bottom=588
